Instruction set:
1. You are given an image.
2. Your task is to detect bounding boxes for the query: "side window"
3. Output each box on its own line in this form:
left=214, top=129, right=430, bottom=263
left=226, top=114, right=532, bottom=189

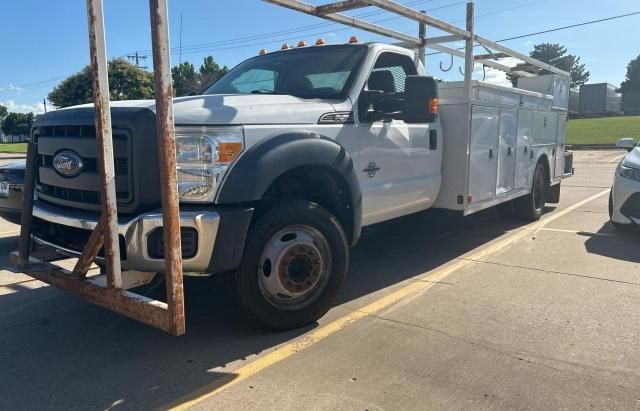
left=229, top=69, right=278, bottom=94
left=360, top=52, right=417, bottom=122
left=368, top=52, right=417, bottom=93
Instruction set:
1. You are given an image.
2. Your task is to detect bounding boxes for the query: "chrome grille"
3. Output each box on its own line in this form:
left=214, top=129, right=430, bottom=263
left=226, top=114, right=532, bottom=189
left=34, top=125, right=133, bottom=210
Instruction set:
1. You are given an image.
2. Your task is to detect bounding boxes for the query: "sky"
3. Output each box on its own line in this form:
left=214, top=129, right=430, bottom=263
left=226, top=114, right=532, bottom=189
left=0, top=0, right=639, bottom=114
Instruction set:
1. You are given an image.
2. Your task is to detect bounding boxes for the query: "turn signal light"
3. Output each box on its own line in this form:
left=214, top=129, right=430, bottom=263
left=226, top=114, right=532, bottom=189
left=218, top=142, right=244, bottom=164
left=297, top=41, right=307, bottom=47
left=429, top=97, right=439, bottom=115
left=316, top=38, right=326, bottom=45
left=349, top=36, right=359, bottom=43
left=281, top=43, right=291, bottom=50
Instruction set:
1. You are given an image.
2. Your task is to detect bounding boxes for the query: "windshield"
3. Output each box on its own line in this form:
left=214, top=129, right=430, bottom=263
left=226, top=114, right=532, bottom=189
left=204, top=45, right=367, bottom=99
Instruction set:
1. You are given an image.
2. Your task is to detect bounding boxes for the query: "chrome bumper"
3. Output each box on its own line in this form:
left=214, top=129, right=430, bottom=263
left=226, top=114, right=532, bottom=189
left=32, top=201, right=219, bottom=274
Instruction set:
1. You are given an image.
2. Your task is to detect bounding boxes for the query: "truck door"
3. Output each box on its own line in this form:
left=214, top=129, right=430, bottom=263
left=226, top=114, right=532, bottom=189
left=355, top=52, right=440, bottom=226
left=496, top=108, right=517, bottom=195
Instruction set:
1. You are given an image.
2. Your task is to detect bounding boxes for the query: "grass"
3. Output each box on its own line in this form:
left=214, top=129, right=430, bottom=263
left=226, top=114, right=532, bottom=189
left=566, top=116, right=640, bottom=145
left=0, top=143, right=27, bottom=154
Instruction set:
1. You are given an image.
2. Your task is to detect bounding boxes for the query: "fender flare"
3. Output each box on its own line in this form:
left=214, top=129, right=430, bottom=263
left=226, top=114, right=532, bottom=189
left=216, top=131, right=362, bottom=244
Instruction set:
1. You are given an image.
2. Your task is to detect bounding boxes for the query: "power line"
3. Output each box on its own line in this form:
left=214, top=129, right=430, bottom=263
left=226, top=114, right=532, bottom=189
left=4, top=6, right=640, bottom=92
left=425, top=10, right=640, bottom=58
left=129, top=0, right=438, bottom=55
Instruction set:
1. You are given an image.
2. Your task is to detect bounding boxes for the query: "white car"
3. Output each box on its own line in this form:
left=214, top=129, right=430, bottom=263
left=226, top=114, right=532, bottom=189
left=610, top=138, right=640, bottom=229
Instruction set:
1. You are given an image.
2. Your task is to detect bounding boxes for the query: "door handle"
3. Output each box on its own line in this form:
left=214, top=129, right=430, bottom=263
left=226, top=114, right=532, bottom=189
left=507, top=146, right=512, bottom=156
left=489, top=148, right=494, bottom=159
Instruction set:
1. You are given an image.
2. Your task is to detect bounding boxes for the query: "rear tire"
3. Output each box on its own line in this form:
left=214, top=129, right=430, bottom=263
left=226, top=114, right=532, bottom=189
left=235, top=200, right=348, bottom=330
left=516, top=162, right=547, bottom=221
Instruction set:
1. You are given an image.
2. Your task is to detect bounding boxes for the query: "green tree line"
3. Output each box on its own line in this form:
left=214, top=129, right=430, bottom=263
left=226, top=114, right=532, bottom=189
left=47, top=56, right=229, bottom=108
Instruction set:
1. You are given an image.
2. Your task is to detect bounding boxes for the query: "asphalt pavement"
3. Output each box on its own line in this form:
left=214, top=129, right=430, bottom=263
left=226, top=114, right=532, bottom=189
left=0, top=150, right=638, bottom=410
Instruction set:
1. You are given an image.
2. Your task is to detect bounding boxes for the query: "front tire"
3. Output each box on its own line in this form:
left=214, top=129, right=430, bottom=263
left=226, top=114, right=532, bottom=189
left=516, top=162, right=547, bottom=221
left=235, top=200, right=348, bottom=330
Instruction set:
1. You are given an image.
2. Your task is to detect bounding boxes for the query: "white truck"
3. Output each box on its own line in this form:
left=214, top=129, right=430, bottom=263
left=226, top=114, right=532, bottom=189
left=30, top=39, right=572, bottom=329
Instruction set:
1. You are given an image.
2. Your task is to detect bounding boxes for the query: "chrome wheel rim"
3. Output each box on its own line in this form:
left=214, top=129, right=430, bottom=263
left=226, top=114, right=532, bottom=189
left=257, top=225, right=331, bottom=310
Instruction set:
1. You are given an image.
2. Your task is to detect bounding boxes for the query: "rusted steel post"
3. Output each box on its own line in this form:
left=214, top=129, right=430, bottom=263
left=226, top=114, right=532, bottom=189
left=86, top=0, right=123, bottom=289
left=16, top=140, right=38, bottom=269
left=418, top=10, right=426, bottom=67
left=149, top=0, right=185, bottom=336
left=463, top=1, right=475, bottom=99
left=71, top=217, right=105, bottom=279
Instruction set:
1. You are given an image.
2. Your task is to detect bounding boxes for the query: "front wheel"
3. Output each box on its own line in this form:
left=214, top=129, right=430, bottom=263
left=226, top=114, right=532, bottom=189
left=516, top=162, right=547, bottom=221
left=235, top=200, right=348, bottom=330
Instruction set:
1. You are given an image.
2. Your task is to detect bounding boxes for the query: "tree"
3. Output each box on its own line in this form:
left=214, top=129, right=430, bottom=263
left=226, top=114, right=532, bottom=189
left=1, top=112, right=34, bottom=136
left=0, top=105, right=7, bottom=130
left=48, top=58, right=154, bottom=108
left=620, top=54, right=640, bottom=93
left=171, top=62, right=199, bottom=97
left=507, top=43, right=590, bottom=88
left=199, top=56, right=229, bottom=93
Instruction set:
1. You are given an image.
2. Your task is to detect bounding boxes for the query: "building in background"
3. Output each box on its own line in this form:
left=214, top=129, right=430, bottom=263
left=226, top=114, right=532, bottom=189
left=579, top=83, right=622, bottom=117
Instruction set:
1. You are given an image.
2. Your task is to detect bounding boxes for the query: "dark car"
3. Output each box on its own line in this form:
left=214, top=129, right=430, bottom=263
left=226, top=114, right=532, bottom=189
left=0, top=161, right=25, bottom=225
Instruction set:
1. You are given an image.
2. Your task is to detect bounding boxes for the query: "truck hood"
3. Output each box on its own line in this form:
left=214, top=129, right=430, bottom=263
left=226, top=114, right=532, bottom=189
left=622, top=147, right=640, bottom=169
left=63, top=94, right=337, bottom=125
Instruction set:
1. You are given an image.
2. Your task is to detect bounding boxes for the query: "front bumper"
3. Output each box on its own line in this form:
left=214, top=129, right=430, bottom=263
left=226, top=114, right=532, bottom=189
left=32, top=201, right=220, bottom=274
left=611, top=175, right=640, bottom=225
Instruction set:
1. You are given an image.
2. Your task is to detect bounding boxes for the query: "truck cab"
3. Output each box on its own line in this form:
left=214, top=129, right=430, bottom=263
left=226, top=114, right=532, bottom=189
left=30, top=41, right=569, bottom=329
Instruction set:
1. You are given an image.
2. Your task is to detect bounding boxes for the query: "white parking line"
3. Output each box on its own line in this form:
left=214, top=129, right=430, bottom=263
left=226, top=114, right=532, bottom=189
left=608, top=153, right=627, bottom=163
left=536, top=227, right=618, bottom=238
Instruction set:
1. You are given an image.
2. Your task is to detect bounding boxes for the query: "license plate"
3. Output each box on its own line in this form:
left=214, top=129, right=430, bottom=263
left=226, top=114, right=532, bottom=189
left=0, top=181, right=9, bottom=198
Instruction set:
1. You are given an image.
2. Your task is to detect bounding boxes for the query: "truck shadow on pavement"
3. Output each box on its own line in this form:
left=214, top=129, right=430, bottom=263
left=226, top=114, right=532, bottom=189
left=0, top=209, right=525, bottom=410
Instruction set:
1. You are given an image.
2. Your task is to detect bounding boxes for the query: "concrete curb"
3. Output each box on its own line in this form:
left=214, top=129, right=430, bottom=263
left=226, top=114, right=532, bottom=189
left=566, top=144, right=622, bottom=151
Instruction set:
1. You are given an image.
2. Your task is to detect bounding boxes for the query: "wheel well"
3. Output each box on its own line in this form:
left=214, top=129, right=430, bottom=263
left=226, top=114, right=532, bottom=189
left=255, top=166, right=355, bottom=242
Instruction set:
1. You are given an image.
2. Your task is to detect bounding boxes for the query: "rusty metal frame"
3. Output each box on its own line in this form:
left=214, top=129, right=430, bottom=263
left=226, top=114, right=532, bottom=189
left=13, top=0, right=185, bottom=336
left=264, top=0, right=570, bottom=93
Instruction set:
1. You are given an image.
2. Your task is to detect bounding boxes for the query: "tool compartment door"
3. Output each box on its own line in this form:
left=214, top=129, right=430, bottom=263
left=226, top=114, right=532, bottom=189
left=496, top=108, right=517, bottom=195
left=555, top=114, right=566, bottom=178
left=515, top=110, right=533, bottom=190
left=468, top=105, right=499, bottom=204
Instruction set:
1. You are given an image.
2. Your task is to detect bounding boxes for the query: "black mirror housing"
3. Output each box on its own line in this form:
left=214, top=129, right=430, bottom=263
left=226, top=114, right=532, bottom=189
left=403, top=75, right=438, bottom=124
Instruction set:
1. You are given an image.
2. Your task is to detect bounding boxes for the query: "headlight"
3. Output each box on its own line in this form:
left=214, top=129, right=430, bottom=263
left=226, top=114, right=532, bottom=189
left=175, top=126, right=244, bottom=202
left=618, top=164, right=640, bottom=182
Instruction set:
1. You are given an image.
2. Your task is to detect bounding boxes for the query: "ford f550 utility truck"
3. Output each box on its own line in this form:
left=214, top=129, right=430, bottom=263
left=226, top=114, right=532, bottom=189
left=29, top=40, right=572, bottom=329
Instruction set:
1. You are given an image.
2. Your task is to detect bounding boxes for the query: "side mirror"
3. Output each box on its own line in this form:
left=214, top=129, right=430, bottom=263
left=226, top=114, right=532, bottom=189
left=616, top=137, right=637, bottom=152
left=403, top=75, right=438, bottom=124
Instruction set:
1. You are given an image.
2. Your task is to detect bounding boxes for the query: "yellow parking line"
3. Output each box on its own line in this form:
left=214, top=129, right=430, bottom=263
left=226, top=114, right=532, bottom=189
left=163, top=188, right=610, bottom=411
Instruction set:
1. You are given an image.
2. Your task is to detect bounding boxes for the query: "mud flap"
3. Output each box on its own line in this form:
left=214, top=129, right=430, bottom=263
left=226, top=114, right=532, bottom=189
left=546, top=182, right=561, bottom=204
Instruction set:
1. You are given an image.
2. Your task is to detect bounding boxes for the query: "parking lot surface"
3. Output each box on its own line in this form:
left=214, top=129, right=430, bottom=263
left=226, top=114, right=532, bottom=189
left=1, top=150, right=638, bottom=410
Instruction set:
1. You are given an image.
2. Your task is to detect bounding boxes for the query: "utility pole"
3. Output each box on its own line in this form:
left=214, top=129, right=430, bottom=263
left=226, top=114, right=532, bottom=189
left=43, top=98, right=47, bottom=114
left=127, top=51, right=148, bottom=69
left=178, top=13, right=183, bottom=67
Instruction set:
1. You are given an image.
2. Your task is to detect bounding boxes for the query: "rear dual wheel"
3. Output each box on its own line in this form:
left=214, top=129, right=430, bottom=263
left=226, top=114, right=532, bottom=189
left=515, top=162, right=547, bottom=221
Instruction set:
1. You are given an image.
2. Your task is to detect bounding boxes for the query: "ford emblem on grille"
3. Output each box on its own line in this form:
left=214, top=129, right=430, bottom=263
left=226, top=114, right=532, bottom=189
left=53, top=150, right=84, bottom=177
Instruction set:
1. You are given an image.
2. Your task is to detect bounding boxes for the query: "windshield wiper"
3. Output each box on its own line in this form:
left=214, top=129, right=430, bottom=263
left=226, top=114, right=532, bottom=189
left=250, top=89, right=284, bottom=95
